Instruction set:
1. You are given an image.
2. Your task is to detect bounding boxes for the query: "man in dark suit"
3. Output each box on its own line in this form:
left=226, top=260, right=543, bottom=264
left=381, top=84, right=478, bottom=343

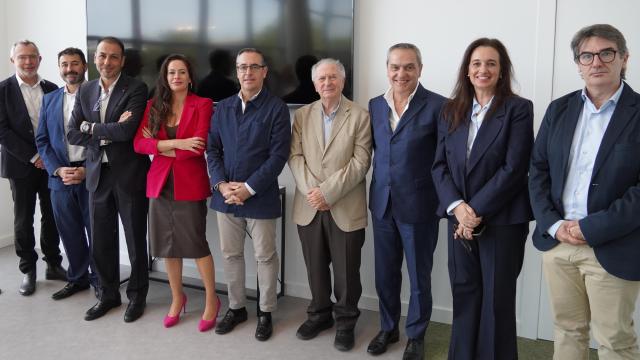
left=0, top=40, right=65, bottom=296
left=530, top=24, right=640, bottom=359
left=67, top=37, right=150, bottom=322
left=207, top=48, right=291, bottom=341
left=36, top=47, right=98, bottom=300
left=366, top=43, right=446, bottom=360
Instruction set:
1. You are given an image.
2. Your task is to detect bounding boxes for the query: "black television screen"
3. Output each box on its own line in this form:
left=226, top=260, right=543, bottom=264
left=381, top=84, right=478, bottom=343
left=86, top=0, right=354, bottom=104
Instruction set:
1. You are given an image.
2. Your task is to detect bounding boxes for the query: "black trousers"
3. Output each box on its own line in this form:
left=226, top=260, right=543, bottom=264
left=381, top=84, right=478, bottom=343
left=447, top=222, right=528, bottom=360
left=8, top=167, right=60, bottom=273
left=89, top=166, right=149, bottom=304
left=297, top=211, right=365, bottom=330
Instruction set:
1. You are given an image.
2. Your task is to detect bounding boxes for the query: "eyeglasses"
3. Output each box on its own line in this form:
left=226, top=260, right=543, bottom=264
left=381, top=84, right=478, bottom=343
left=236, top=64, right=266, bottom=73
left=452, top=223, right=486, bottom=254
left=576, top=49, right=618, bottom=65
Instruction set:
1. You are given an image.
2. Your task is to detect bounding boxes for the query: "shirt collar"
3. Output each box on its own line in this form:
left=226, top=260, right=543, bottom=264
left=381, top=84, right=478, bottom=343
left=581, top=81, right=624, bottom=111
left=321, top=96, right=342, bottom=119
left=99, top=73, right=121, bottom=94
left=64, top=81, right=84, bottom=96
left=472, top=96, right=494, bottom=113
left=15, top=74, right=43, bottom=89
left=238, top=88, right=262, bottom=103
left=383, top=83, right=420, bottom=105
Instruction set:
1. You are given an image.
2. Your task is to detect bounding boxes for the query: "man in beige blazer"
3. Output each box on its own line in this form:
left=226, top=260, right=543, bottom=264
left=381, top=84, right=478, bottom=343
left=289, top=58, right=372, bottom=352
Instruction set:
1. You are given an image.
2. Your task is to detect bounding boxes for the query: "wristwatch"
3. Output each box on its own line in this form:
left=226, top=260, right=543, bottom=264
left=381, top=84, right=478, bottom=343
left=80, top=121, right=92, bottom=134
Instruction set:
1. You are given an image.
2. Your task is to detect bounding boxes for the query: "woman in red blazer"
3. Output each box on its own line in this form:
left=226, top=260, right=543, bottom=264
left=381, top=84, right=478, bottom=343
left=132, top=54, right=219, bottom=331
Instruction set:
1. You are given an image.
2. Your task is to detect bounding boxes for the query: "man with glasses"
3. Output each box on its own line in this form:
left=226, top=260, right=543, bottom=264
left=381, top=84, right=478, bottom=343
left=530, top=24, right=640, bottom=359
left=0, top=40, right=64, bottom=296
left=67, top=36, right=150, bottom=323
left=207, top=48, right=291, bottom=341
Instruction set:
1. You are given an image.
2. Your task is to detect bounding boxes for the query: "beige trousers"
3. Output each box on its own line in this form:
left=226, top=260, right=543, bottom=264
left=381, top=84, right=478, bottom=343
left=543, top=243, right=640, bottom=360
left=217, top=212, right=278, bottom=312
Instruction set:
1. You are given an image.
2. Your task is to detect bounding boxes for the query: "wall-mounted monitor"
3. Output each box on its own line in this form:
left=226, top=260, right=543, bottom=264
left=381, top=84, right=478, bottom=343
left=86, top=0, right=354, bottom=104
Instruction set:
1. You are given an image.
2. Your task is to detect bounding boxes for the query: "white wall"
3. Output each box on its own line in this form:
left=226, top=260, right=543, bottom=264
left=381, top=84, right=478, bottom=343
left=1, top=0, right=638, bottom=342
left=0, top=0, right=13, bottom=248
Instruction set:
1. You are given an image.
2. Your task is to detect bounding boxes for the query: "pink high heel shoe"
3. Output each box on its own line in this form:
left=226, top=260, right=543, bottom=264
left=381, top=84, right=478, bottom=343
left=163, top=293, right=187, bottom=328
left=198, top=296, right=221, bottom=332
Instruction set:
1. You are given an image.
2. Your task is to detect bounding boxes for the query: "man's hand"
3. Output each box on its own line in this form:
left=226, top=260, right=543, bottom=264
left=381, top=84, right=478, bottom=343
left=219, top=182, right=251, bottom=205
left=33, top=158, right=45, bottom=169
left=454, top=223, right=474, bottom=240
left=59, top=166, right=86, bottom=185
left=453, top=202, right=482, bottom=229
left=118, top=111, right=132, bottom=123
left=556, top=220, right=587, bottom=245
left=306, top=187, right=329, bottom=211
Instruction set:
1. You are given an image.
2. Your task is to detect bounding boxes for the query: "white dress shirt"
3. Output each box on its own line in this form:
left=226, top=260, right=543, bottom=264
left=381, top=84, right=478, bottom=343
left=383, top=84, right=419, bottom=131
left=547, top=82, right=624, bottom=238
left=96, top=74, right=121, bottom=162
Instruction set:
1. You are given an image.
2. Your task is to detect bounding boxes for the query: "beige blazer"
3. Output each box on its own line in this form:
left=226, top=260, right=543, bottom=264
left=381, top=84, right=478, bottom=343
left=288, top=96, right=372, bottom=232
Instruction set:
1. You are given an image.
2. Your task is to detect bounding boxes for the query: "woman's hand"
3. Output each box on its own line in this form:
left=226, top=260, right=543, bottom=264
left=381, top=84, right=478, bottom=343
left=453, top=202, right=482, bottom=229
left=173, top=137, right=205, bottom=153
left=141, top=126, right=153, bottom=138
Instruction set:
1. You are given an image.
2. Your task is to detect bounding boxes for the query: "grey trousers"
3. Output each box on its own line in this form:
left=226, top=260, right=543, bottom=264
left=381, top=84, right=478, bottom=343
left=217, top=212, right=278, bottom=312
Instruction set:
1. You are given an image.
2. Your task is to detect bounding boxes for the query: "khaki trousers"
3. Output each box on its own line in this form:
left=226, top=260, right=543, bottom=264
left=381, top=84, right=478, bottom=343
left=217, top=212, right=278, bottom=312
left=543, top=243, right=640, bottom=360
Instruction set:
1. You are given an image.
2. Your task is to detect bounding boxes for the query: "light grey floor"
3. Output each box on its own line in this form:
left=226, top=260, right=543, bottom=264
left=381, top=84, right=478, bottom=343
left=0, top=246, right=411, bottom=360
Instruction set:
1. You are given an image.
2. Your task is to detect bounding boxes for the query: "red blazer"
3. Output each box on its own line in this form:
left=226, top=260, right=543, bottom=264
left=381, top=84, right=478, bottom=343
left=134, top=94, right=213, bottom=200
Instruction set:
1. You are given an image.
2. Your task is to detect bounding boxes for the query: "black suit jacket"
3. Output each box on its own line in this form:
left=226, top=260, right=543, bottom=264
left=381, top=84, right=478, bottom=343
left=432, top=96, right=534, bottom=225
left=67, top=74, right=150, bottom=192
left=0, top=75, right=58, bottom=178
left=529, top=82, right=640, bottom=281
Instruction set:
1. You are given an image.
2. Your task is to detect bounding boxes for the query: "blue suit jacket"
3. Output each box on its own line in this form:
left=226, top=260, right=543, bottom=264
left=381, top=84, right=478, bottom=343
left=529, top=83, right=640, bottom=281
left=207, top=88, right=291, bottom=219
left=0, top=75, right=58, bottom=179
left=36, top=88, right=82, bottom=191
left=369, top=84, right=446, bottom=223
left=432, top=96, right=534, bottom=225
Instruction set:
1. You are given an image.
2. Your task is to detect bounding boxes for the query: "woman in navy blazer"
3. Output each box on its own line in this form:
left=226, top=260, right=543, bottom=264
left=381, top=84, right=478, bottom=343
left=432, top=38, right=534, bottom=359
left=132, top=54, right=219, bottom=332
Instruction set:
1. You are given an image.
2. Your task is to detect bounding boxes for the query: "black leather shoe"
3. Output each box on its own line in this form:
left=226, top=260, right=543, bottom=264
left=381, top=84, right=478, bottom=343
left=296, top=317, right=334, bottom=340
left=45, top=264, right=67, bottom=281
left=255, top=312, right=273, bottom=341
left=402, top=338, right=424, bottom=360
left=19, top=271, right=36, bottom=296
left=124, top=301, right=146, bottom=323
left=367, top=328, right=400, bottom=355
left=84, top=299, right=121, bottom=321
left=334, top=329, right=355, bottom=351
left=215, top=308, right=248, bottom=334
left=52, top=282, right=89, bottom=300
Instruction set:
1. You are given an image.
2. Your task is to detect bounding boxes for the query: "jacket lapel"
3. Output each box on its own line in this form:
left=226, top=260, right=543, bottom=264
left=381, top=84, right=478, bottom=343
left=591, top=83, right=639, bottom=179
left=8, top=77, right=33, bottom=134
left=466, top=104, right=505, bottom=174
left=89, top=82, right=101, bottom=124
left=309, top=101, right=325, bottom=151
left=449, top=121, right=470, bottom=198
left=558, top=92, right=584, bottom=189
left=104, top=75, right=128, bottom=123
left=392, top=85, right=428, bottom=137
left=176, top=94, right=196, bottom=138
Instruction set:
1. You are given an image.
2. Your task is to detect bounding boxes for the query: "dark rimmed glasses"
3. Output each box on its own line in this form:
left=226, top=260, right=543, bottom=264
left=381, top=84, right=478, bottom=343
left=236, top=64, right=266, bottom=73
left=576, top=49, right=617, bottom=66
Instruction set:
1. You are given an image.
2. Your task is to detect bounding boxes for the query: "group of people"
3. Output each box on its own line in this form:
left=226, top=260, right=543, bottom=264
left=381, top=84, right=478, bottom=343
left=0, top=22, right=638, bottom=360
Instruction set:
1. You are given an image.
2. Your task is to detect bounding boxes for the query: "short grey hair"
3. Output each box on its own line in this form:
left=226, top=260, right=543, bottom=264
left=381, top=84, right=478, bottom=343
left=571, top=24, right=628, bottom=78
left=10, top=40, right=40, bottom=58
left=387, top=43, right=422, bottom=66
left=311, top=58, right=346, bottom=81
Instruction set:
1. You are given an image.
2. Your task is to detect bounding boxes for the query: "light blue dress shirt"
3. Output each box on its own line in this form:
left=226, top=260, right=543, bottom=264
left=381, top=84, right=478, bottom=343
left=547, top=82, right=624, bottom=238
left=321, top=100, right=340, bottom=148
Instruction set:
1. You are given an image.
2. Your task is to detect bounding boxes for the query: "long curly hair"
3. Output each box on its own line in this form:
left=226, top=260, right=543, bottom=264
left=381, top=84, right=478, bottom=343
left=148, top=54, right=196, bottom=135
left=442, top=38, right=515, bottom=132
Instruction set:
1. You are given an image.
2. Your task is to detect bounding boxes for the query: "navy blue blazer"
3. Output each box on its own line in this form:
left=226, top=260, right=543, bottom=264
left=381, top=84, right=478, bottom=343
left=369, top=84, right=446, bottom=223
left=36, top=88, right=84, bottom=191
left=432, top=96, right=534, bottom=225
left=67, top=75, right=150, bottom=193
left=207, top=88, right=291, bottom=219
left=0, top=75, right=58, bottom=179
left=529, top=83, right=640, bottom=281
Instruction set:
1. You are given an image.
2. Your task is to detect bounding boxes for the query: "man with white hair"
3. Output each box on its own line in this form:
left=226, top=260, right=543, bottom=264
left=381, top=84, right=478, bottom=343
left=289, top=58, right=372, bottom=351
left=0, top=40, right=64, bottom=296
